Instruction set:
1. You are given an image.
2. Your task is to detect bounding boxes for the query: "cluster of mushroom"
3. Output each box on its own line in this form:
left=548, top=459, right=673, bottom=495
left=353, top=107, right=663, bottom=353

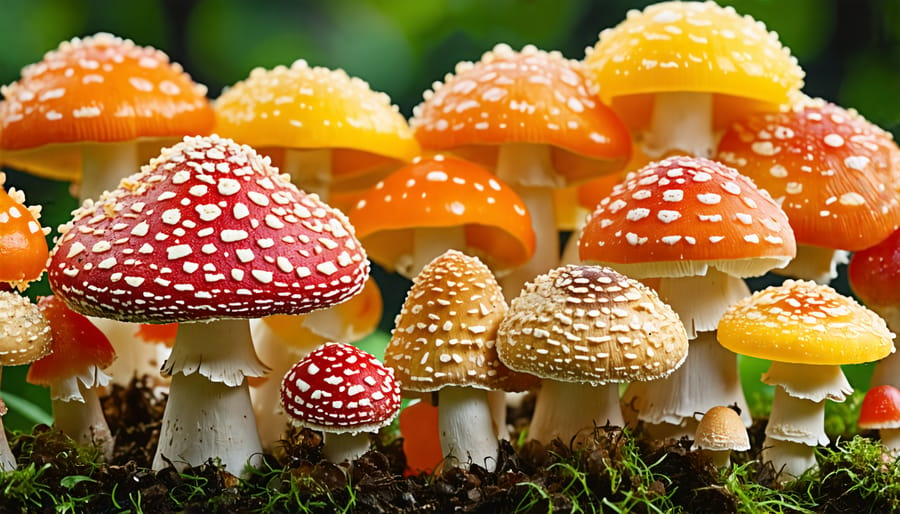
left=0, top=0, right=896, bottom=486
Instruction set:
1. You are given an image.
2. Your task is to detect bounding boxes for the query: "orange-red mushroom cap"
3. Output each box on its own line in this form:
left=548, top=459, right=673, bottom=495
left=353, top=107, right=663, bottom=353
left=859, top=385, right=900, bottom=430
left=848, top=228, right=900, bottom=326
left=0, top=173, right=49, bottom=288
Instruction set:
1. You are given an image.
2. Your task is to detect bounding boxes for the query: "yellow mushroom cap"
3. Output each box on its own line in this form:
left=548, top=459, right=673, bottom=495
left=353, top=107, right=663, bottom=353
left=214, top=60, right=420, bottom=179
left=717, top=279, right=895, bottom=365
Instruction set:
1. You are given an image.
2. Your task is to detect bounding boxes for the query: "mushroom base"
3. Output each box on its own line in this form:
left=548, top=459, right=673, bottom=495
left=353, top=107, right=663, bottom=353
left=761, top=436, right=817, bottom=484
left=152, top=371, right=263, bottom=476
left=322, top=431, right=372, bottom=465
left=528, top=379, right=623, bottom=445
left=438, top=387, right=499, bottom=473
left=53, top=385, right=114, bottom=461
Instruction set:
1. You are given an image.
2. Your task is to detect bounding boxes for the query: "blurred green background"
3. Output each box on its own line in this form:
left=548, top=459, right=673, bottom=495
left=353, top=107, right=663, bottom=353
left=1, top=0, right=898, bottom=432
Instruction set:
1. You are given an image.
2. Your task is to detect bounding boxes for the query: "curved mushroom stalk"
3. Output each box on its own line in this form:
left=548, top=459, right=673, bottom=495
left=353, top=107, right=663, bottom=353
left=53, top=385, right=114, bottom=461
left=645, top=92, right=715, bottom=158
left=322, top=432, right=372, bottom=465
left=438, top=386, right=499, bottom=472
left=527, top=379, right=623, bottom=445
left=154, top=320, right=266, bottom=475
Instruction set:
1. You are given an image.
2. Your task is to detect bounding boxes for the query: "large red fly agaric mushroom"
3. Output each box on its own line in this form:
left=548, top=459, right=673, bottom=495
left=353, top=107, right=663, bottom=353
left=28, top=295, right=116, bottom=460
left=281, top=342, right=401, bottom=464
left=48, top=135, right=370, bottom=475
left=411, top=43, right=631, bottom=299
left=717, top=98, right=900, bottom=283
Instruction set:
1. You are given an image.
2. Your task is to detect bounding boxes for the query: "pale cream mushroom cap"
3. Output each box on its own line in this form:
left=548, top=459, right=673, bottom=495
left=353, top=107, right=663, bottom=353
left=692, top=405, right=751, bottom=452
left=0, top=291, right=52, bottom=366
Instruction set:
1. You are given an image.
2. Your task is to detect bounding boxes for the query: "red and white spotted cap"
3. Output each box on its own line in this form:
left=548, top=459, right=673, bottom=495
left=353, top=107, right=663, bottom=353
left=578, top=155, right=796, bottom=278
left=48, top=134, right=369, bottom=323
left=280, top=342, right=401, bottom=434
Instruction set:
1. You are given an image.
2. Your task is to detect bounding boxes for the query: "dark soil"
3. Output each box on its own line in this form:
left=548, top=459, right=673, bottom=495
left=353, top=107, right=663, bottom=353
left=0, top=377, right=881, bottom=513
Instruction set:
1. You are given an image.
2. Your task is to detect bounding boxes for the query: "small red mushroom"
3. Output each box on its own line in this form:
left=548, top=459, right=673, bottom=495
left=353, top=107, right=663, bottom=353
left=28, top=295, right=116, bottom=459
left=281, top=342, right=401, bottom=464
left=859, top=384, right=900, bottom=454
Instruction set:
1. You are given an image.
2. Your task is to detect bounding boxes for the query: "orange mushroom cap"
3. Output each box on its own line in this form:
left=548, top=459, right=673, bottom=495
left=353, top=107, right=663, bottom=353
left=214, top=60, right=419, bottom=183
left=848, top=228, right=900, bottom=326
left=717, top=98, right=900, bottom=252
left=27, top=294, right=116, bottom=386
left=0, top=33, right=214, bottom=181
left=584, top=1, right=804, bottom=131
left=859, top=385, right=900, bottom=430
left=349, top=154, right=536, bottom=274
left=0, top=173, right=49, bottom=288
left=411, top=43, right=631, bottom=185
left=579, top=155, right=796, bottom=278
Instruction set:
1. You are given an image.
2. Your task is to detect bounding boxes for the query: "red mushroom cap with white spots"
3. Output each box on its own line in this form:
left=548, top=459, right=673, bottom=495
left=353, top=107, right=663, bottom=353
left=858, top=385, right=900, bottom=430
left=848, top=228, right=900, bottom=328
left=717, top=98, right=900, bottom=252
left=578, top=155, right=796, bottom=278
left=280, top=342, right=401, bottom=434
left=410, top=43, right=632, bottom=185
left=48, top=135, right=369, bottom=323
left=349, top=154, right=535, bottom=274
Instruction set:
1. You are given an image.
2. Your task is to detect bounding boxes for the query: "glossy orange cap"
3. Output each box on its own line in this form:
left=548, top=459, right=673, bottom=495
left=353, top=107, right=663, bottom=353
left=0, top=173, right=49, bottom=288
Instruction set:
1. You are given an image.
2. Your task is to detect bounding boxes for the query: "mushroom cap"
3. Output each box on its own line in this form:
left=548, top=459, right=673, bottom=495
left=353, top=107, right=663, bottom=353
left=0, top=33, right=214, bottom=181
left=280, top=342, right=401, bottom=434
left=858, top=384, right=900, bottom=430
left=410, top=43, right=632, bottom=186
left=0, top=173, right=49, bottom=288
left=717, top=98, right=900, bottom=252
left=692, top=405, right=751, bottom=452
left=717, top=279, right=895, bottom=365
left=48, top=134, right=369, bottom=323
left=27, top=295, right=115, bottom=386
left=578, top=155, right=796, bottom=278
left=214, top=60, right=419, bottom=182
left=497, top=264, right=688, bottom=385
left=384, top=249, right=538, bottom=394
left=848, top=228, right=900, bottom=326
left=584, top=1, right=803, bottom=129
left=0, top=291, right=51, bottom=366
left=349, top=154, right=536, bottom=274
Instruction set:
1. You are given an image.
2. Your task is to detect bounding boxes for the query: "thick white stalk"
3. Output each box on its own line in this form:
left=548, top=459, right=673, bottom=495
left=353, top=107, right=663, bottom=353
left=658, top=272, right=750, bottom=339
left=773, top=245, right=849, bottom=284
left=80, top=141, right=140, bottom=200
left=762, top=437, right=817, bottom=484
left=765, top=386, right=829, bottom=447
left=646, top=92, right=714, bottom=158
left=322, top=431, right=372, bottom=465
left=282, top=148, right=333, bottom=200
left=528, top=379, right=622, bottom=445
left=762, top=362, right=852, bottom=403
left=400, top=226, right=467, bottom=280
left=438, top=386, right=498, bottom=472
left=52, top=385, right=114, bottom=461
left=162, top=319, right=268, bottom=387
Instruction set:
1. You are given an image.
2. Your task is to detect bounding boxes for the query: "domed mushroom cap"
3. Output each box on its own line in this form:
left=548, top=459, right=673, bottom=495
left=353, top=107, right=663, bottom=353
left=0, top=291, right=51, bottom=366
left=0, top=173, right=49, bottom=289
left=717, top=279, right=895, bottom=365
left=411, top=43, right=632, bottom=185
left=497, top=264, right=688, bottom=385
left=0, top=33, right=214, bottom=181
left=384, top=249, right=538, bottom=394
left=214, top=60, right=419, bottom=180
left=48, top=134, right=369, bottom=323
left=717, top=98, right=900, bottom=252
left=579, top=156, right=796, bottom=278
left=585, top=1, right=803, bottom=105
left=692, top=405, right=751, bottom=452
left=280, top=342, right=401, bottom=434
left=858, top=385, right=900, bottom=431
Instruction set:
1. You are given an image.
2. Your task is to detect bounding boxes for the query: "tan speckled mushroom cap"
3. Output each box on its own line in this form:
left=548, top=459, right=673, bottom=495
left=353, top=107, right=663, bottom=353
left=384, top=249, right=538, bottom=394
left=692, top=405, right=751, bottom=452
left=0, top=291, right=52, bottom=366
left=497, top=264, right=688, bottom=385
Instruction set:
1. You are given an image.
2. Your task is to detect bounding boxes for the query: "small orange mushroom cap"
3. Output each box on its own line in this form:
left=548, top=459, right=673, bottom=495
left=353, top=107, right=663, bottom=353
left=584, top=1, right=804, bottom=130
left=0, top=173, right=49, bottom=288
left=349, top=154, right=536, bottom=274
left=717, top=98, right=900, bottom=252
left=0, top=33, right=214, bottom=181
left=411, top=43, right=632, bottom=185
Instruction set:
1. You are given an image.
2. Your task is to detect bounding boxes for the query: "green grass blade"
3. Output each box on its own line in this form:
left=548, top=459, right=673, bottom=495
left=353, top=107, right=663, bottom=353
left=0, top=390, right=53, bottom=427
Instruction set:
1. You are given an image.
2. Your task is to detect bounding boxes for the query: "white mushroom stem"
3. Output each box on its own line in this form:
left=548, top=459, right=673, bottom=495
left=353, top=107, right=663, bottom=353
left=765, top=386, right=829, bottom=447
left=248, top=319, right=300, bottom=450
left=80, top=141, right=141, bottom=200
left=699, top=449, right=733, bottom=470
left=867, top=316, right=899, bottom=389
left=52, top=385, right=114, bottom=461
left=621, top=331, right=751, bottom=437
left=487, top=390, right=511, bottom=441
left=496, top=143, right=561, bottom=301
left=154, top=319, right=267, bottom=475
left=438, top=386, right=499, bottom=472
left=91, top=317, right=168, bottom=388
left=658, top=271, right=750, bottom=339
left=773, top=245, right=849, bottom=285
left=321, top=431, right=372, bottom=464
left=0, top=415, right=13, bottom=471
left=282, top=148, right=333, bottom=200
left=399, top=226, right=467, bottom=280
left=645, top=91, right=715, bottom=158
left=528, top=379, right=623, bottom=445
left=761, top=437, right=817, bottom=484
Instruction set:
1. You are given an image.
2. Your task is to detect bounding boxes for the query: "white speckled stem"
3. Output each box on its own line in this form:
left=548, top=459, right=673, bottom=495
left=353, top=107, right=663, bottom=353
left=761, top=437, right=817, bottom=484
left=496, top=143, right=561, bottom=301
left=282, top=148, right=333, bottom=200
left=52, top=385, right=114, bottom=461
left=646, top=91, right=714, bottom=158
left=162, top=319, right=268, bottom=387
left=528, top=379, right=623, bottom=445
left=774, top=245, right=849, bottom=284
left=80, top=141, right=140, bottom=201
left=152, top=371, right=263, bottom=475
left=322, top=431, right=372, bottom=464
left=402, top=227, right=467, bottom=279
left=438, top=386, right=499, bottom=472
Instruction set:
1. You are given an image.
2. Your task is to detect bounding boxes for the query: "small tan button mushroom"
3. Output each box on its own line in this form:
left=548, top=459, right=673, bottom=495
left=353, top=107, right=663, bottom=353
left=692, top=406, right=750, bottom=469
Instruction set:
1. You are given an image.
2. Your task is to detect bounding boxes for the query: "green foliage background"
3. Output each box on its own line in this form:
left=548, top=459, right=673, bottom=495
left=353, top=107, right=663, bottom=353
left=0, top=0, right=897, bottom=432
